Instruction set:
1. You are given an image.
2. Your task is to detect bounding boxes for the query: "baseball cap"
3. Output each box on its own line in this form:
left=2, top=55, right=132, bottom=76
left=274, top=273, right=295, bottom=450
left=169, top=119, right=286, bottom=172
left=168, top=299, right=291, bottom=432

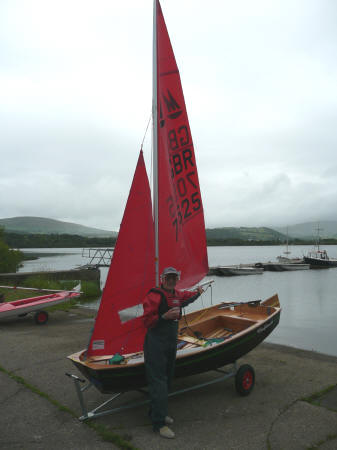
left=161, top=267, right=180, bottom=277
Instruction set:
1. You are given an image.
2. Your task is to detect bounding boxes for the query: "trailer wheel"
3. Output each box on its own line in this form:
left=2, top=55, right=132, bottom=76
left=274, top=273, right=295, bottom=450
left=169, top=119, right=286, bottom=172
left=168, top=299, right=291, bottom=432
left=235, top=364, right=255, bottom=396
left=34, top=311, right=49, bottom=325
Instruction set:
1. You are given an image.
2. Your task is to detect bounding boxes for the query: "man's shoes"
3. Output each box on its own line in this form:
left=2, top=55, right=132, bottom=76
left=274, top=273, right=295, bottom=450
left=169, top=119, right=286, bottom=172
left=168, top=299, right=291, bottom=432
left=159, top=425, right=175, bottom=439
left=165, top=416, right=174, bottom=425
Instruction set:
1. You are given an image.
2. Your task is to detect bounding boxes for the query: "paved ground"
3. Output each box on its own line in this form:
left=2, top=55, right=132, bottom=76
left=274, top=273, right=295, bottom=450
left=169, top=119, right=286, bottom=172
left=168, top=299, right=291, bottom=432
left=0, top=307, right=336, bottom=449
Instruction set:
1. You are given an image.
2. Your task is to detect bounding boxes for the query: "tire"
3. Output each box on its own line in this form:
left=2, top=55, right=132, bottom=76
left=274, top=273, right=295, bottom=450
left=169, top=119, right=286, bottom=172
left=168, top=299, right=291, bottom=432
left=235, top=364, right=255, bottom=396
left=34, top=310, right=49, bottom=325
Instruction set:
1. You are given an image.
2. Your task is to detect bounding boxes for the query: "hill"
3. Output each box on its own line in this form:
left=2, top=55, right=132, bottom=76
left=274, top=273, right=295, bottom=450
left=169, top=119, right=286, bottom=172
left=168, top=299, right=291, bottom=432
left=0, top=216, right=117, bottom=237
left=274, top=221, right=337, bottom=239
left=206, top=227, right=286, bottom=242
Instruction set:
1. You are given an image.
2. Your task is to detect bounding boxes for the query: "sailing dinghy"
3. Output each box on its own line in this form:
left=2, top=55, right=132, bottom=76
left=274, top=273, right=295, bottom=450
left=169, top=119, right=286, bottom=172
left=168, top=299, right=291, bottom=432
left=0, top=285, right=81, bottom=324
left=68, top=0, right=280, bottom=405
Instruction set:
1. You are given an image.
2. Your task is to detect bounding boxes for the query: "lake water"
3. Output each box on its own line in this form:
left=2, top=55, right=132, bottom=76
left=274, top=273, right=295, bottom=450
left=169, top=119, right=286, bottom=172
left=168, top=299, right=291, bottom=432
left=19, top=245, right=337, bottom=357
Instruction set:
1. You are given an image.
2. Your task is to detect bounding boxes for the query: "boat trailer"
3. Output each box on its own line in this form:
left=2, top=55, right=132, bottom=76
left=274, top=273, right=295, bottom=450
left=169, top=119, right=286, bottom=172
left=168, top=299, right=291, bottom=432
left=66, top=362, right=255, bottom=421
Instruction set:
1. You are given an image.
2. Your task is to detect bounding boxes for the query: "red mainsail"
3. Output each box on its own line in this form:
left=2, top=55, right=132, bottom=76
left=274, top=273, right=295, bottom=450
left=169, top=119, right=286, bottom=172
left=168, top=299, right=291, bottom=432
left=86, top=151, right=155, bottom=357
left=156, top=0, right=209, bottom=289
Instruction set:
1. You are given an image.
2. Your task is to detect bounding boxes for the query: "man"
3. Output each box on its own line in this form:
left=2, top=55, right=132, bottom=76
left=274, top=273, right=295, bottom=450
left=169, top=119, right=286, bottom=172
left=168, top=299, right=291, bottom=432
left=143, top=267, right=203, bottom=439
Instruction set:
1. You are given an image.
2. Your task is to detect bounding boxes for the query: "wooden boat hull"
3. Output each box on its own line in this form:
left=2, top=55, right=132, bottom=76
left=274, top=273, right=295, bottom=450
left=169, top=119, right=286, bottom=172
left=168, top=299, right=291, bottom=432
left=68, top=294, right=281, bottom=394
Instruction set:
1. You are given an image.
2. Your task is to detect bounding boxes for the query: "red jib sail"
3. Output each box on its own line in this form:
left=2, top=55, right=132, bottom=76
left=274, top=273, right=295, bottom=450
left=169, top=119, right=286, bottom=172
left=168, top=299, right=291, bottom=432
left=156, top=0, right=209, bottom=289
left=86, top=151, right=155, bottom=357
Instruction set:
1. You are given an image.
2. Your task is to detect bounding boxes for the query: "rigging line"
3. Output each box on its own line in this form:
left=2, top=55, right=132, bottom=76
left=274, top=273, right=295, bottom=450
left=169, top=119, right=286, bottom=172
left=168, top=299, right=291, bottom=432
left=139, top=112, right=153, bottom=196
left=180, top=282, right=213, bottom=340
left=181, top=308, right=204, bottom=341
left=141, top=113, right=152, bottom=151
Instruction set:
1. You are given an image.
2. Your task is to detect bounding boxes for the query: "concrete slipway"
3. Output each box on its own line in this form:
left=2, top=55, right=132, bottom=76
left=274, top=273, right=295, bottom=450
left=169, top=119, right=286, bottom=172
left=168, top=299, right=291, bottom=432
left=0, top=307, right=336, bottom=450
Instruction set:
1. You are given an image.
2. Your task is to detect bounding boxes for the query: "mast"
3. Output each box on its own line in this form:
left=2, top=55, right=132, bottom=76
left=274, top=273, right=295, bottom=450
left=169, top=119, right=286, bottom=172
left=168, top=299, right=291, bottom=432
left=284, top=226, right=290, bottom=255
left=152, top=0, right=159, bottom=286
left=315, top=223, right=322, bottom=251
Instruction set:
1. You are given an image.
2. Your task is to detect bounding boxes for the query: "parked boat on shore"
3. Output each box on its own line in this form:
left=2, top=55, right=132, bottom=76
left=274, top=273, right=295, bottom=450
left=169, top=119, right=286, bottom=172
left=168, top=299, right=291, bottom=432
left=0, top=285, right=81, bottom=324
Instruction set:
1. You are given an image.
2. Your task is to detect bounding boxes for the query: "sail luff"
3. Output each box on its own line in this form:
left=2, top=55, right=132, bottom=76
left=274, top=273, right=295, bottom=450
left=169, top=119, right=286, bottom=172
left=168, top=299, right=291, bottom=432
left=152, top=0, right=159, bottom=287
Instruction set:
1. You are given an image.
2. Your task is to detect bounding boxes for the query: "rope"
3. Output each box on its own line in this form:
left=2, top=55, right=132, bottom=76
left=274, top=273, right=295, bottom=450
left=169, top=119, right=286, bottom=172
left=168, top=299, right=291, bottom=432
left=140, top=113, right=152, bottom=151
left=180, top=282, right=213, bottom=340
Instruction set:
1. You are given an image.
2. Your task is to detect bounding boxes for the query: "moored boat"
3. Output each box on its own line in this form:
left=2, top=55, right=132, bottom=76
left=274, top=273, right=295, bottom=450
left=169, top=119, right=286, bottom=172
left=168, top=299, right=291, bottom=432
left=277, top=227, right=304, bottom=264
left=276, top=256, right=304, bottom=264
left=304, top=224, right=337, bottom=267
left=304, top=249, right=337, bottom=267
left=214, top=265, right=264, bottom=276
left=260, top=262, right=309, bottom=271
left=277, top=263, right=309, bottom=271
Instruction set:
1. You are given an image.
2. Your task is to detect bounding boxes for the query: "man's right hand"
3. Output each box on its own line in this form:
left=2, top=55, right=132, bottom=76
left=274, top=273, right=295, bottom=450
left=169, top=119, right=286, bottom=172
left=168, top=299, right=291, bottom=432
left=162, top=307, right=180, bottom=320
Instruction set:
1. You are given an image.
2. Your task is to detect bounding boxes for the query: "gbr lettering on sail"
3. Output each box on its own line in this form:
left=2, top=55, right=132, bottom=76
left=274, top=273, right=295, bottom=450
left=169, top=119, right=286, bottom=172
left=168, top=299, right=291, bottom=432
left=167, top=122, right=201, bottom=241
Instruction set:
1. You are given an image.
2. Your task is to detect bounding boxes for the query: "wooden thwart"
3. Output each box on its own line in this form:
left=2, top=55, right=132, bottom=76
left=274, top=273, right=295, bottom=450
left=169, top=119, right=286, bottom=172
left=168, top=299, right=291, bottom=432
left=178, top=335, right=207, bottom=346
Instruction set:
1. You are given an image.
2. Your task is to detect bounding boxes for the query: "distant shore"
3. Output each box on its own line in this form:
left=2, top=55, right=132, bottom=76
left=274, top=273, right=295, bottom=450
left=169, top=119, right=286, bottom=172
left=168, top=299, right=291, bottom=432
left=3, top=229, right=337, bottom=249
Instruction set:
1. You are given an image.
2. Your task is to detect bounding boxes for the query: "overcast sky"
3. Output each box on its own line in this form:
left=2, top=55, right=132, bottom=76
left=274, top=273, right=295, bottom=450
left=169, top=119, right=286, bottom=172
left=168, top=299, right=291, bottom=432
left=1, top=0, right=337, bottom=231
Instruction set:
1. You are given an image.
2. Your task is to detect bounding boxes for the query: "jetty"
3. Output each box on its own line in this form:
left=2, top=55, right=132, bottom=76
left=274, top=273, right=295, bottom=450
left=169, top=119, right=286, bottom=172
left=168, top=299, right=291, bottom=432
left=208, top=260, right=323, bottom=276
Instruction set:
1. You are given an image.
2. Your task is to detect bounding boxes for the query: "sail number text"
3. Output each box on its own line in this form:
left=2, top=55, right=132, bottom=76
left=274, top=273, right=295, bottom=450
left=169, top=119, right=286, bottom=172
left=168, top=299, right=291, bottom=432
left=166, top=125, right=201, bottom=241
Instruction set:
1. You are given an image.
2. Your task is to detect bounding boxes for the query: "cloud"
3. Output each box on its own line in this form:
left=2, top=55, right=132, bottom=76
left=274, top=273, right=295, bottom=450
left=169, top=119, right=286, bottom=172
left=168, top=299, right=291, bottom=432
left=1, top=0, right=337, bottom=230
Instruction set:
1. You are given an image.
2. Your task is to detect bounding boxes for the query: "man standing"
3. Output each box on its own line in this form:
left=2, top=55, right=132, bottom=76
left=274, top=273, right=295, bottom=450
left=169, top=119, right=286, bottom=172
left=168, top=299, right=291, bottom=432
left=143, top=267, right=203, bottom=439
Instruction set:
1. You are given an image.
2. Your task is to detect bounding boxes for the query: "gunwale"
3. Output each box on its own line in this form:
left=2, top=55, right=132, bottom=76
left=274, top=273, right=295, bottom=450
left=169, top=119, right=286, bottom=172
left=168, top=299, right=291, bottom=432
left=68, top=294, right=280, bottom=374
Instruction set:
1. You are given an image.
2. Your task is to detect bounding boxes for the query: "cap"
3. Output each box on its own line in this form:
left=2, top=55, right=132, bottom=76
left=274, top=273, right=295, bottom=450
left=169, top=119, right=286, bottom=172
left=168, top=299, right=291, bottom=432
left=161, top=267, right=181, bottom=278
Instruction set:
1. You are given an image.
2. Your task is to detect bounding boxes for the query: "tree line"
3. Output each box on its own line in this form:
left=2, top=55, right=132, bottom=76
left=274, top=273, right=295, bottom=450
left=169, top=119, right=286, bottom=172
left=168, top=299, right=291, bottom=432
left=2, top=229, right=337, bottom=275
left=3, top=231, right=117, bottom=249
left=4, top=230, right=337, bottom=250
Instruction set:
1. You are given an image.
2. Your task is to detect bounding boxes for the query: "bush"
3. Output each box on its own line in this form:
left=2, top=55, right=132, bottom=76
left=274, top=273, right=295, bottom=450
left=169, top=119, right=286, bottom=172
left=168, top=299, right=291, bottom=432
left=20, top=276, right=100, bottom=300
left=21, top=275, right=64, bottom=290
left=81, top=281, right=101, bottom=299
left=0, top=228, right=24, bottom=273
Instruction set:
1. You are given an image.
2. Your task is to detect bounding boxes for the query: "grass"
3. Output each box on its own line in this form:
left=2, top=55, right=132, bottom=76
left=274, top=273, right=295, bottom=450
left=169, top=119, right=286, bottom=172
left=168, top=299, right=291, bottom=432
left=302, top=384, right=337, bottom=406
left=302, top=384, right=337, bottom=449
